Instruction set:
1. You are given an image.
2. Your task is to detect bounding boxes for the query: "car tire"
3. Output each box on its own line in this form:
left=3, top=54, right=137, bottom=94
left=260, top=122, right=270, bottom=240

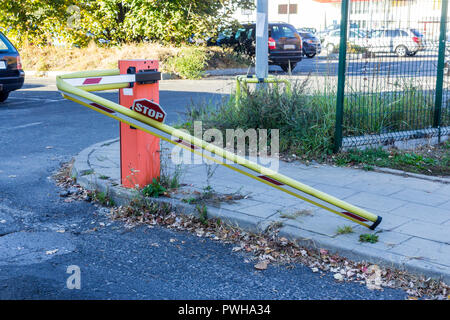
left=280, top=62, right=297, bottom=73
left=306, top=53, right=316, bottom=58
left=395, top=45, right=408, bottom=57
left=0, top=91, right=9, bottom=103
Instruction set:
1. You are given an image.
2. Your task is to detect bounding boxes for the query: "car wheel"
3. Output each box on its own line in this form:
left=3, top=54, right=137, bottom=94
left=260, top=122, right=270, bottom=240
left=0, top=91, right=9, bottom=103
left=395, top=45, right=408, bottom=57
left=306, top=53, right=316, bottom=58
left=280, top=62, right=297, bottom=73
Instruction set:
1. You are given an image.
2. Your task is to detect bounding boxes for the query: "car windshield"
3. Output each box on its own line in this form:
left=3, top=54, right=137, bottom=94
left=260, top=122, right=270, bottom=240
left=300, top=32, right=314, bottom=38
left=0, top=33, right=15, bottom=52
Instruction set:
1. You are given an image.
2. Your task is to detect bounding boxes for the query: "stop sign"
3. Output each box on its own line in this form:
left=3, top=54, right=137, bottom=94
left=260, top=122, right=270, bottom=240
left=131, top=98, right=166, bottom=123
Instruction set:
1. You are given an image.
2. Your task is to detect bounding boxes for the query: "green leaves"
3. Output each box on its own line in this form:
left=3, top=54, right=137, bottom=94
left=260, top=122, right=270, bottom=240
left=142, top=178, right=167, bottom=198
left=0, top=0, right=254, bottom=47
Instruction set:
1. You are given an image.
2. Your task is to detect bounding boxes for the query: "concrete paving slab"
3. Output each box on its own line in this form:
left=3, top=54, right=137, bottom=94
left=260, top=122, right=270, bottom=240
left=390, top=189, right=449, bottom=207
left=388, top=237, right=450, bottom=267
left=344, top=192, right=407, bottom=212
left=391, top=203, right=450, bottom=224
left=394, top=220, right=450, bottom=244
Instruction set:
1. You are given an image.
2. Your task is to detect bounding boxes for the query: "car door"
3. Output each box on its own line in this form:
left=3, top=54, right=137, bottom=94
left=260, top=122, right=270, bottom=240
left=368, top=30, right=387, bottom=53
left=385, top=30, right=399, bottom=53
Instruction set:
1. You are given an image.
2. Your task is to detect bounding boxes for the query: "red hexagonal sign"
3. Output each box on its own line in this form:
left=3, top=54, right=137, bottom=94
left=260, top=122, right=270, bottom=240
left=131, top=98, right=166, bottom=123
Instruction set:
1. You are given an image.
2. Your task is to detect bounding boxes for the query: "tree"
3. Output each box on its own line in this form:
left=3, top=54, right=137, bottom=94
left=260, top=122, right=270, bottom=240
left=0, top=0, right=254, bottom=47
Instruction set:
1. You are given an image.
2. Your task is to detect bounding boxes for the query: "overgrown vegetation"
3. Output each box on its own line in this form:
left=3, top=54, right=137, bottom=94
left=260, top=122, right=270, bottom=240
left=142, top=178, right=167, bottom=198
left=18, top=42, right=251, bottom=78
left=184, top=79, right=444, bottom=160
left=336, top=225, right=354, bottom=235
left=89, top=190, right=115, bottom=207
left=333, top=141, right=450, bottom=176
left=359, top=233, right=379, bottom=244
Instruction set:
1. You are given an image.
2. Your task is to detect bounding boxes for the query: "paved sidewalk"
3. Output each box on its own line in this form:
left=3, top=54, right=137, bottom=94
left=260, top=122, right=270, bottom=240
left=73, top=139, right=450, bottom=282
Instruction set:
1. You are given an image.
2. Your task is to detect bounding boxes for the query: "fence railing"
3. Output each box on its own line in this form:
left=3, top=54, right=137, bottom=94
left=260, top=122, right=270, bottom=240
left=330, top=0, right=450, bottom=151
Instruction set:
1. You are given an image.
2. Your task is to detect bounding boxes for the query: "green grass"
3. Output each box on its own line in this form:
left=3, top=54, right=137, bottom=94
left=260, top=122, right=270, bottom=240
left=336, top=225, right=354, bottom=235
left=333, top=142, right=449, bottom=176
left=91, top=190, right=115, bottom=207
left=359, top=233, right=379, bottom=244
left=183, top=80, right=444, bottom=161
left=197, top=205, right=208, bottom=226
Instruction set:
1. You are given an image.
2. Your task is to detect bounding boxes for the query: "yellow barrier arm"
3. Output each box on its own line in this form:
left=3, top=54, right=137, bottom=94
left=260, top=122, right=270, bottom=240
left=57, top=70, right=382, bottom=230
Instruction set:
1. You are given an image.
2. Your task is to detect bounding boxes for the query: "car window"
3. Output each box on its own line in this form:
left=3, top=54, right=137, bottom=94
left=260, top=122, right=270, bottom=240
left=246, top=28, right=254, bottom=40
left=234, top=28, right=246, bottom=40
left=385, top=30, right=399, bottom=37
left=410, top=29, right=423, bottom=37
left=371, top=30, right=385, bottom=38
left=271, top=25, right=297, bottom=39
left=0, top=33, right=14, bottom=52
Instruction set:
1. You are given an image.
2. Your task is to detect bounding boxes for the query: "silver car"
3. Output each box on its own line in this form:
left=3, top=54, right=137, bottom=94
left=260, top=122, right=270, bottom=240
left=366, top=29, right=424, bottom=57
left=322, top=29, right=367, bottom=55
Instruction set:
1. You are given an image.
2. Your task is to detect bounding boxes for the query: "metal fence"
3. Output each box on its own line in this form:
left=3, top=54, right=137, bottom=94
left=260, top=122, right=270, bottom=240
left=328, top=0, right=450, bottom=150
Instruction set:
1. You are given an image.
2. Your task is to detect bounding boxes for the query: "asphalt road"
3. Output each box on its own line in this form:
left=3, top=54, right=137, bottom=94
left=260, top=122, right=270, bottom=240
left=0, top=77, right=407, bottom=300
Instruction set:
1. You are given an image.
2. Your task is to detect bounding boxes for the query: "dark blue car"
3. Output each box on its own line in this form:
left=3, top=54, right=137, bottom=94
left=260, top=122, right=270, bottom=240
left=0, top=32, right=24, bottom=102
left=298, top=31, right=321, bottom=58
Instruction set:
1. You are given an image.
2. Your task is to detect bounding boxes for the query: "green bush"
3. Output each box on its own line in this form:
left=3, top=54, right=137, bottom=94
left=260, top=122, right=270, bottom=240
left=184, top=80, right=336, bottom=158
left=166, top=47, right=208, bottom=79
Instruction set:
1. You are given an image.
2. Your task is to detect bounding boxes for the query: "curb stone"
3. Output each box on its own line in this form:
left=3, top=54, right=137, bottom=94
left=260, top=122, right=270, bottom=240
left=72, top=140, right=450, bottom=283
left=371, top=167, right=450, bottom=185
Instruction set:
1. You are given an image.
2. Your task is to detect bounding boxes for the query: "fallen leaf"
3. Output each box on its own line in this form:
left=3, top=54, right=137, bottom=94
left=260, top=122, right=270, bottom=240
left=254, top=260, right=269, bottom=270
left=334, top=273, right=344, bottom=281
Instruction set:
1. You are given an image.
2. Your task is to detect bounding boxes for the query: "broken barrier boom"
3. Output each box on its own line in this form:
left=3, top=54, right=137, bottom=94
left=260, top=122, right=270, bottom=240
left=56, top=69, right=382, bottom=230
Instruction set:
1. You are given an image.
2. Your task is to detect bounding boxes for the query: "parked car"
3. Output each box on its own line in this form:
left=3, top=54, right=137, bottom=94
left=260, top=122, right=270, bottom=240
left=232, top=23, right=303, bottom=72
left=0, top=32, right=24, bottom=102
left=322, top=29, right=367, bottom=55
left=298, top=31, right=321, bottom=58
left=365, top=28, right=424, bottom=57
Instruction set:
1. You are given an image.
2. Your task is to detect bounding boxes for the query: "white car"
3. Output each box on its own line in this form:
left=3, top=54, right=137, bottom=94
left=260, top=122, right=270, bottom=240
left=365, top=29, right=424, bottom=57
left=322, top=29, right=367, bottom=55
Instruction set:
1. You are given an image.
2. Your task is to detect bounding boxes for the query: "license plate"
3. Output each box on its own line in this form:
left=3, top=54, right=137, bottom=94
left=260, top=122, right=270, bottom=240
left=284, top=44, right=296, bottom=50
left=0, top=61, right=6, bottom=69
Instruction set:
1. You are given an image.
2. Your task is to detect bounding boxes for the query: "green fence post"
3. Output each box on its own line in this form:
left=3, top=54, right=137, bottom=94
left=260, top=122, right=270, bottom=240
left=434, top=0, right=448, bottom=143
left=333, top=0, right=350, bottom=153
